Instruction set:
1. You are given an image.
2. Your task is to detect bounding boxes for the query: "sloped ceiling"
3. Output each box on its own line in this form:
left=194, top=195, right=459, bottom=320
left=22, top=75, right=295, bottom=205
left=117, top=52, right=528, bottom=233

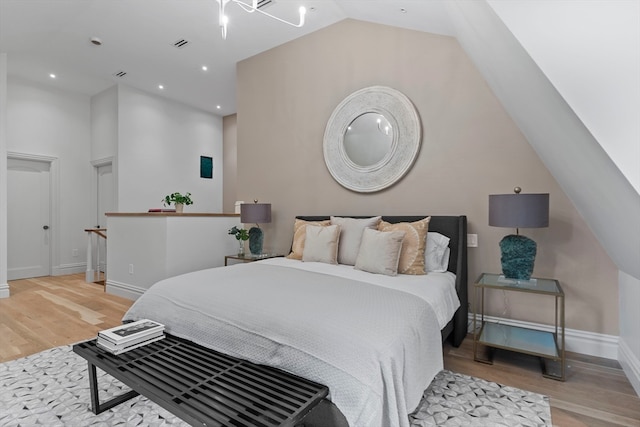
left=447, top=0, right=640, bottom=279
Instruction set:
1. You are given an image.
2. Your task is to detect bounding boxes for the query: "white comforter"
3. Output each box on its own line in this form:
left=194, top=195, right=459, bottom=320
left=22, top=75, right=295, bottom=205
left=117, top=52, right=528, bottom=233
left=123, top=258, right=459, bottom=427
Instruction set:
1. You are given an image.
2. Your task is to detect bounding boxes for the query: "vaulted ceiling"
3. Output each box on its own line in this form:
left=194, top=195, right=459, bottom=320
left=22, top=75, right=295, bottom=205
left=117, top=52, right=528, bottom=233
left=0, top=0, right=457, bottom=116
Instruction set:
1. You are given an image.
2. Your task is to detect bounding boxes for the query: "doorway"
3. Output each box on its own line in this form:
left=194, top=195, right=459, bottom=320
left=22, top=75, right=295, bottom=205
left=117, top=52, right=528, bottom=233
left=7, top=157, right=52, bottom=280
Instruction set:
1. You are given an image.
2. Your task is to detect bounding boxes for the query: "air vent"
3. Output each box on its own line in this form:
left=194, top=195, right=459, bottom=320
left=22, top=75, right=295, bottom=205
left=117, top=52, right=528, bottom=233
left=113, top=71, right=127, bottom=78
left=257, top=0, right=274, bottom=8
left=173, top=39, right=190, bottom=49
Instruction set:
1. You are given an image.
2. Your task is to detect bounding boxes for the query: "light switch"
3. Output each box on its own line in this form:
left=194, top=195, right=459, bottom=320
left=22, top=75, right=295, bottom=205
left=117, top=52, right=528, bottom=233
left=467, top=234, right=478, bottom=247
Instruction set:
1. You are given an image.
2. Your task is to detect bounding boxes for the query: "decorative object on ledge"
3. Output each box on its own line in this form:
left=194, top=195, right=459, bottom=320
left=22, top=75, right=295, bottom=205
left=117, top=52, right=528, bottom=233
left=240, top=200, right=272, bottom=255
left=489, top=187, right=549, bottom=281
left=162, top=192, right=193, bottom=213
left=228, top=226, right=249, bottom=256
left=323, top=86, right=422, bottom=193
left=215, top=0, right=306, bottom=40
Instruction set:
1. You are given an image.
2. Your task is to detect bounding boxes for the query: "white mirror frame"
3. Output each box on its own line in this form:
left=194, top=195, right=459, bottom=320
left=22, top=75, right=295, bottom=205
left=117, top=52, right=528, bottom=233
left=323, top=86, right=421, bottom=193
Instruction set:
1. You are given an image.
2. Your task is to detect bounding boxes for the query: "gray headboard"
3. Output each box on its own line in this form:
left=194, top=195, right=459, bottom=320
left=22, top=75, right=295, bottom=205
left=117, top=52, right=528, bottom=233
left=295, top=215, right=468, bottom=347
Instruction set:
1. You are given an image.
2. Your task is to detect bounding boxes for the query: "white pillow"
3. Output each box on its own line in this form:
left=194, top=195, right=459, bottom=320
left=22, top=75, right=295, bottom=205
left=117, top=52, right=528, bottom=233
left=330, top=216, right=381, bottom=265
left=302, top=224, right=341, bottom=264
left=425, top=232, right=450, bottom=272
left=355, top=229, right=406, bottom=276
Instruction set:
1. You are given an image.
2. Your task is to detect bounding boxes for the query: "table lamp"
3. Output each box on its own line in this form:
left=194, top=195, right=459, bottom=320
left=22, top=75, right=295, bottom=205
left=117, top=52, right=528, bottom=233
left=489, top=187, right=549, bottom=281
left=240, top=200, right=272, bottom=255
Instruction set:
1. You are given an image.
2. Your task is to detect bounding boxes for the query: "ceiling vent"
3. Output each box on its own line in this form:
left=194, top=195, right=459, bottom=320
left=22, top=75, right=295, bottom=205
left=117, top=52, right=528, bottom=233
left=113, top=71, right=127, bottom=78
left=257, top=0, right=274, bottom=9
left=173, top=39, right=190, bottom=49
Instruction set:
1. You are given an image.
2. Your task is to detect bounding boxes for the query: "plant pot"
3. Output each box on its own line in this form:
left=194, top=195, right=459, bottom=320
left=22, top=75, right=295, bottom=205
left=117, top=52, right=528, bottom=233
left=175, top=203, right=184, bottom=213
left=237, top=240, right=245, bottom=256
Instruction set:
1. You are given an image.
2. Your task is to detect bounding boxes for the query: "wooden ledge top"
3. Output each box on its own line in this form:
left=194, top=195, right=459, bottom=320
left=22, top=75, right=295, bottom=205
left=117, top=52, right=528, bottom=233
left=106, top=212, right=239, bottom=217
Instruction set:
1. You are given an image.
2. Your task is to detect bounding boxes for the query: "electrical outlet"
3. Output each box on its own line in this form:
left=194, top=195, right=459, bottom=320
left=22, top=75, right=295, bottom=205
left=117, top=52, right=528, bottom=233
left=129, top=264, right=134, bottom=274
left=72, top=248, right=79, bottom=257
left=467, top=234, right=478, bottom=247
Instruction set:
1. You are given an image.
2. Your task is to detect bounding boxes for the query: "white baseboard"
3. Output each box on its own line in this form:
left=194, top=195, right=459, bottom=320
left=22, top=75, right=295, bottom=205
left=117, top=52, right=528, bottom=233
left=52, top=263, right=86, bottom=276
left=468, top=313, right=619, bottom=360
left=619, top=338, right=640, bottom=397
left=105, top=279, right=145, bottom=301
left=0, top=283, right=9, bottom=298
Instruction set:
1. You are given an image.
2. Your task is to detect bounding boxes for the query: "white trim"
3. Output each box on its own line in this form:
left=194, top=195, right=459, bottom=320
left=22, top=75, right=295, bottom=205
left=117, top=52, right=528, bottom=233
left=619, top=338, right=640, bottom=397
left=468, top=313, right=619, bottom=360
left=52, top=262, right=86, bottom=276
left=0, top=283, right=9, bottom=298
left=105, top=279, right=144, bottom=301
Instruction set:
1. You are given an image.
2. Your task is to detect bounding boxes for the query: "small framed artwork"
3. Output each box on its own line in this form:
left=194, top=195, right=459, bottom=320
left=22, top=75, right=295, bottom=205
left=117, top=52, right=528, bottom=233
left=200, top=156, right=213, bottom=179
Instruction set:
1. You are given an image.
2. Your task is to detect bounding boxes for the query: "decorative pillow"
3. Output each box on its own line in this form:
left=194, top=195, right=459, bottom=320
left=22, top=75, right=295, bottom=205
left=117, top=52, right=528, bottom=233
left=378, top=216, right=430, bottom=275
left=425, top=231, right=450, bottom=272
left=286, top=219, right=331, bottom=260
left=330, top=216, right=382, bottom=265
left=302, top=224, right=341, bottom=264
left=355, top=229, right=406, bottom=276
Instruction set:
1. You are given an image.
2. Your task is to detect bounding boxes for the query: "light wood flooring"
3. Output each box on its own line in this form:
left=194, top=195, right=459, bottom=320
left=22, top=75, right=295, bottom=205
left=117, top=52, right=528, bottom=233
left=1, top=274, right=639, bottom=426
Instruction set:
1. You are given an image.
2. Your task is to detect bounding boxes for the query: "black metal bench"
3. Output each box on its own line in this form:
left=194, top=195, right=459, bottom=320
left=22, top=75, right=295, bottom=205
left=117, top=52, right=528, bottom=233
left=73, top=334, right=329, bottom=427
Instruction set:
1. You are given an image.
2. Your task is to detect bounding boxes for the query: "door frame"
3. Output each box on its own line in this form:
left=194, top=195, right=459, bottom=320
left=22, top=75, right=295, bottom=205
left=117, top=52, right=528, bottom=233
left=91, top=156, right=115, bottom=277
left=90, top=156, right=117, bottom=227
left=7, top=151, right=59, bottom=277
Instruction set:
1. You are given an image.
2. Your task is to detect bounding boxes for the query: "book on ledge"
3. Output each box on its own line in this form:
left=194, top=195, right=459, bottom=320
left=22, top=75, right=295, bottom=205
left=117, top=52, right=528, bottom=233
left=97, top=319, right=165, bottom=354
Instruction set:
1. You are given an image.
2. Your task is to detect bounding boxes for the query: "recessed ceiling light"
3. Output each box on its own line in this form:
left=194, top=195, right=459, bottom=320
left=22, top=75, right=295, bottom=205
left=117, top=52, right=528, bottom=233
left=158, top=84, right=164, bottom=90
left=49, top=73, right=56, bottom=79
left=216, top=105, right=221, bottom=109
left=90, top=37, right=102, bottom=46
left=400, top=8, right=407, bottom=13
left=202, top=65, right=208, bottom=71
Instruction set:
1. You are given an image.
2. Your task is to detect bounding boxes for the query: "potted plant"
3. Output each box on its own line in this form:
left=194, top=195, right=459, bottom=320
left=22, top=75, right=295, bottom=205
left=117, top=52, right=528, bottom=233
left=162, top=192, right=193, bottom=213
left=228, top=226, right=249, bottom=256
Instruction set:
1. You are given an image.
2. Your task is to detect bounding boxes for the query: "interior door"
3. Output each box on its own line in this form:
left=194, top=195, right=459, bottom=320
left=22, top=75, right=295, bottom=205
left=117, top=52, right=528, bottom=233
left=96, top=163, right=114, bottom=273
left=7, top=158, right=51, bottom=280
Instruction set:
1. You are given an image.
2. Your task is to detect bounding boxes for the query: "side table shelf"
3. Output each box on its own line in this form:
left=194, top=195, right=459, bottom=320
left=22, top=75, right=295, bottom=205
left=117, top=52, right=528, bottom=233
left=224, top=253, right=282, bottom=266
left=473, top=273, right=565, bottom=381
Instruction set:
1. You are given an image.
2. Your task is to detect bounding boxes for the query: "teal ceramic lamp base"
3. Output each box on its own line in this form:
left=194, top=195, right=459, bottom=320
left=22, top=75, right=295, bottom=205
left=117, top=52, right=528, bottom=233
left=499, top=234, right=537, bottom=280
left=248, top=227, right=264, bottom=255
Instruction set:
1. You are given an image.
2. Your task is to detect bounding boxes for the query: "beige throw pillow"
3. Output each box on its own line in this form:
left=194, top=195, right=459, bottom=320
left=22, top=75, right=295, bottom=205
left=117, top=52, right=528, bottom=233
left=330, top=216, right=382, bottom=265
left=302, top=224, right=341, bottom=264
left=378, top=216, right=430, bottom=275
left=355, top=229, right=406, bottom=276
left=287, top=219, right=331, bottom=260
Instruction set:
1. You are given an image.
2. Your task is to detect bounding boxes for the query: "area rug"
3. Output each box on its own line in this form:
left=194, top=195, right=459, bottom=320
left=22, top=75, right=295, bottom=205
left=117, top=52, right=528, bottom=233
left=0, top=345, right=551, bottom=426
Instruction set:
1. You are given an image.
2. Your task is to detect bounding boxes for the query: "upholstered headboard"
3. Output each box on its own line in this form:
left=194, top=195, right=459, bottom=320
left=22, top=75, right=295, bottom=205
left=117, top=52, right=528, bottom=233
left=295, top=215, right=468, bottom=347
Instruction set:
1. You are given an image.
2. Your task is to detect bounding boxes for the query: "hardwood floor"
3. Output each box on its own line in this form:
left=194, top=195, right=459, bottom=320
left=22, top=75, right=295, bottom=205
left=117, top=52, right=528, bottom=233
left=1, top=274, right=639, bottom=426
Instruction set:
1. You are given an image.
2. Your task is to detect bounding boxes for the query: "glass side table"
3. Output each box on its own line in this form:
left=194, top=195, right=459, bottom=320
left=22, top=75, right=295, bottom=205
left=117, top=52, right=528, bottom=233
left=473, top=272, right=566, bottom=381
left=224, top=253, right=282, bottom=266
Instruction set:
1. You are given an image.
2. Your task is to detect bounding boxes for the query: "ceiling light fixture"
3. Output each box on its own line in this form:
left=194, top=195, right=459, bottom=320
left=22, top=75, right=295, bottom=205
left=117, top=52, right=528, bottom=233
left=216, top=0, right=306, bottom=40
left=158, top=84, right=164, bottom=90
left=49, top=73, right=56, bottom=79
left=202, top=65, right=208, bottom=71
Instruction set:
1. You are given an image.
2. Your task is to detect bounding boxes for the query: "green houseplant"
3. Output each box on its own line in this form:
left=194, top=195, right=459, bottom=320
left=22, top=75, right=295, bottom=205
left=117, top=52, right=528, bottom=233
left=228, top=226, right=249, bottom=256
left=162, top=192, right=193, bottom=213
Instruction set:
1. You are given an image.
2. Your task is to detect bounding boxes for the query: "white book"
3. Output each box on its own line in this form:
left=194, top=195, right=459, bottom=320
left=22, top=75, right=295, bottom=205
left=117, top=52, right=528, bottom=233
left=97, top=329, right=164, bottom=349
left=97, top=334, right=165, bottom=355
left=98, top=319, right=164, bottom=344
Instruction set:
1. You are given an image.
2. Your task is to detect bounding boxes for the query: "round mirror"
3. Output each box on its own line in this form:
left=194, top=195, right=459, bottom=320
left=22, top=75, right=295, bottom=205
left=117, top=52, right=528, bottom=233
left=344, top=113, right=393, bottom=167
left=323, top=86, right=421, bottom=192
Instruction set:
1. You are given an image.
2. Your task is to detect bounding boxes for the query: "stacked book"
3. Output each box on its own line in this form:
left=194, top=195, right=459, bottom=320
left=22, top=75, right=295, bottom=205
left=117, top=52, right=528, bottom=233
left=97, top=319, right=165, bottom=355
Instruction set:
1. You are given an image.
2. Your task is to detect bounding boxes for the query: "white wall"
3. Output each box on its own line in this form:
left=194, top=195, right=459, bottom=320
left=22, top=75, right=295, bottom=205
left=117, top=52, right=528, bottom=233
left=117, top=85, right=224, bottom=213
left=0, top=53, right=8, bottom=297
left=488, top=0, right=640, bottom=194
left=619, top=272, right=640, bottom=396
left=90, top=86, right=118, bottom=161
left=6, top=78, right=92, bottom=275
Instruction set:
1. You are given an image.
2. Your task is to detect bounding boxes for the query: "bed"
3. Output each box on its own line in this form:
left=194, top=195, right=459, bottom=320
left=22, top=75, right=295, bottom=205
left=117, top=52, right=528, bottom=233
left=123, top=215, right=468, bottom=427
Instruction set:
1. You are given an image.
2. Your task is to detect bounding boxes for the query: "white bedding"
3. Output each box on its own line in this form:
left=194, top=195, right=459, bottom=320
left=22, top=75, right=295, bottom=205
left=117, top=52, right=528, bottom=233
left=123, top=258, right=460, bottom=427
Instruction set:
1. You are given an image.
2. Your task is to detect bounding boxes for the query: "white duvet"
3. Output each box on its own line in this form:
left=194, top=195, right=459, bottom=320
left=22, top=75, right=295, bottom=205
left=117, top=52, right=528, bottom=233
left=123, top=258, right=459, bottom=427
